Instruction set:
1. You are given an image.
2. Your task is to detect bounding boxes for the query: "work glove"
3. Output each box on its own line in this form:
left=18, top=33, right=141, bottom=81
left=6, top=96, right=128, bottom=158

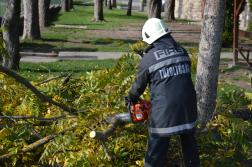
left=124, top=92, right=140, bottom=107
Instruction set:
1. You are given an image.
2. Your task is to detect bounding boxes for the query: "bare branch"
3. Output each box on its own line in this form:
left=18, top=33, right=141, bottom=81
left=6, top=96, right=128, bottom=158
left=0, top=65, right=77, bottom=113
left=0, top=125, right=84, bottom=161
left=34, top=74, right=68, bottom=86
left=0, top=82, right=28, bottom=95
left=0, top=110, right=88, bottom=121
left=40, top=65, right=50, bottom=79
left=0, top=87, right=13, bottom=101
left=102, top=139, right=111, bottom=160
left=61, top=73, right=72, bottom=86
left=108, top=85, right=120, bottom=98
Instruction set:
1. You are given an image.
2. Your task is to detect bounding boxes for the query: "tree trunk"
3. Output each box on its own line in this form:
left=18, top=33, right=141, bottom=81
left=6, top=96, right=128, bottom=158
left=163, top=0, right=175, bottom=22
left=111, top=0, right=116, bottom=7
left=1, top=0, right=21, bottom=70
left=61, top=0, right=69, bottom=12
left=92, top=0, right=105, bottom=21
left=104, top=0, right=107, bottom=7
left=39, top=0, right=51, bottom=28
left=148, top=0, right=161, bottom=19
left=126, top=0, right=132, bottom=16
left=195, top=0, right=227, bottom=129
left=69, top=0, right=74, bottom=9
left=107, top=0, right=112, bottom=10
left=22, top=0, right=41, bottom=41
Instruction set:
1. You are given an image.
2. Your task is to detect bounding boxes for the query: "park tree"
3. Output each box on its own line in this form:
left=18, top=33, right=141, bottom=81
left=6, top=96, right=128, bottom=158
left=126, top=0, right=133, bottom=16
left=148, top=0, right=161, bottom=19
left=39, top=0, right=51, bottom=28
left=107, top=0, right=112, bottom=10
left=104, top=0, right=107, bottom=7
left=195, top=0, right=227, bottom=129
left=92, top=0, right=105, bottom=21
left=22, top=0, right=41, bottom=41
left=163, top=0, right=175, bottom=22
left=111, top=0, right=116, bottom=7
left=69, top=0, right=74, bottom=10
left=1, top=0, right=21, bottom=70
left=61, top=0, right=69, bottom=12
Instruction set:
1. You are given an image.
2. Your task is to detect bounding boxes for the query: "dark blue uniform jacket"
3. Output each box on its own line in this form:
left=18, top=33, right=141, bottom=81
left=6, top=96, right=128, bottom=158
left=130, top=34, right=198, bottom=137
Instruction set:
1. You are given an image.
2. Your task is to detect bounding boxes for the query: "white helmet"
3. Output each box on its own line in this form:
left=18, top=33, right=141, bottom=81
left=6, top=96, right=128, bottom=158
left=142, top=18, right=171, bottom=44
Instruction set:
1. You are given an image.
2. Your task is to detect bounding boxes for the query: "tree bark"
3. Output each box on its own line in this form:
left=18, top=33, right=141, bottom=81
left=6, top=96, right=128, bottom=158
left=163, top=0, right=175, bottom=22
left=111, top=0, right=116, bottom=7
left=92, top=0, right=105, bottom=21
left=69, top=0, right=74, bottom=9
left=195, top=0, right=227, bottom=129
left=61, top=0, right=69, bottom=12
left=148, top=0, right=161, bottom=19
left=107, top=0, right=112, bottom=10
left=104, top=0, right=107, bottom=7
left=126, top=0, right=133, bottom=16
left=22, top=0, right=41, bottom=41
left=39, top=0, right=51, bottom=28
left=1, top=0, right=21, bottom=70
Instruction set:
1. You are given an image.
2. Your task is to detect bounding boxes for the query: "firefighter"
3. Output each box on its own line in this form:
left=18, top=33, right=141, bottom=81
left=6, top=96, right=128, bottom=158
left=125, top=18, right=200, bottom=167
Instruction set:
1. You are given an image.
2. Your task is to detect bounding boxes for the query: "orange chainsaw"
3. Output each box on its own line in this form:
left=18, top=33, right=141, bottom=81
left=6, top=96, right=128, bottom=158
left=111, top=99, right=151, bottom=123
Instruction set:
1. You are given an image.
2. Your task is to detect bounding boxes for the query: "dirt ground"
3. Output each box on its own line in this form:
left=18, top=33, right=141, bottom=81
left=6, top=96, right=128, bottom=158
left=219, top=61, right=252, bottom=90
left=84, top=22, right=202, bottom=45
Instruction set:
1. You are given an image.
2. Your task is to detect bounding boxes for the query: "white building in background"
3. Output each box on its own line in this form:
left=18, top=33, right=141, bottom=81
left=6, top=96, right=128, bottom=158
left=174, top=0, right=251, bottom=30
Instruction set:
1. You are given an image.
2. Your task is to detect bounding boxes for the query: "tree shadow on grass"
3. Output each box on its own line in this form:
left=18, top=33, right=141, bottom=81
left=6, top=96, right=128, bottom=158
left=41, top=38, right=68, bottom=42
left=104, top=13, right=148, bottom=21
left=49, top=47, right=98, bottom=52
left=20, top=42, right=56, bottom=50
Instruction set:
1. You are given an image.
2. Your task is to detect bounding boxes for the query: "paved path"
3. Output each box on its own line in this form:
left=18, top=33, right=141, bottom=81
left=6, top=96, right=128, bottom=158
left=20, top=52, right=234, bottom=63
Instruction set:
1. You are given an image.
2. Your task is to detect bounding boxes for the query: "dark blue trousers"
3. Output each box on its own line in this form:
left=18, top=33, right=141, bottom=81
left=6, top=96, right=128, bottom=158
left=144, top=132, right=200, bottom=167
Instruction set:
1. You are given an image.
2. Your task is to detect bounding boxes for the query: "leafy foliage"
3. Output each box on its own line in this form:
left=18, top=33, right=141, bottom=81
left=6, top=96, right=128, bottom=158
left=1, top=43, right=252, bottom=166
left=0, top=27, right=9, bottom=60
left=187, top=47, right=198, bottom=73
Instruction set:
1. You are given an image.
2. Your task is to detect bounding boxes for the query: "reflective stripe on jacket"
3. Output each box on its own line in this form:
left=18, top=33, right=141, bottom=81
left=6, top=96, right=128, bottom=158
left=130, top=34, right=197, bottom=137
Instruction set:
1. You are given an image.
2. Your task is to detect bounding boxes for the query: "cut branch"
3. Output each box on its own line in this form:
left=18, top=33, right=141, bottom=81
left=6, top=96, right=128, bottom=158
left=89, top=117, right=123, bottom=139
left=0, top=65, right=77, bottom=113
left=35, top=74, right=68, bottom=86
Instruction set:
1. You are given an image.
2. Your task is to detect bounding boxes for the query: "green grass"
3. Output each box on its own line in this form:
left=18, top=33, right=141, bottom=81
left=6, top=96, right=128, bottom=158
left=50, top=5, right=147, bottom=29
left=18, top=59, right=118, bottom=81
left=232, top=75, right=250, bottom=82
left=73, top=0, right=92, bottom=3
left=117, top=3, right=128, bottom=7
left=175, top=19, right=196, bottom=23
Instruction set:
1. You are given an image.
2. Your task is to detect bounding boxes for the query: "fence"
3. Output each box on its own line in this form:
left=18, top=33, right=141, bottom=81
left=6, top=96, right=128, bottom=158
left=0, top=0, right=61, bottom=17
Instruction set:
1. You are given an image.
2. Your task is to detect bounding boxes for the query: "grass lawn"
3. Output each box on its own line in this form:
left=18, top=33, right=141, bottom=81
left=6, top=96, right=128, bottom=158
left=49, top=5, right=147, bottom=29
left=19, top=59, right=118, bottom=81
